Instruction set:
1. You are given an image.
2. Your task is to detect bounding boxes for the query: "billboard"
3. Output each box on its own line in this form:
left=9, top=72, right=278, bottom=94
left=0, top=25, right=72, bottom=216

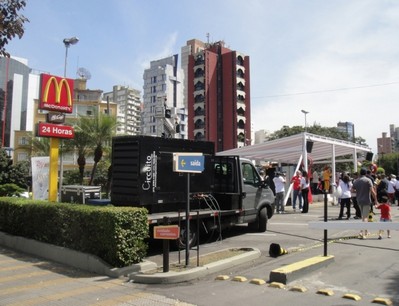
left=31, top=156, right=49, bottom=200
left=39, top=73, right=74, bottom=113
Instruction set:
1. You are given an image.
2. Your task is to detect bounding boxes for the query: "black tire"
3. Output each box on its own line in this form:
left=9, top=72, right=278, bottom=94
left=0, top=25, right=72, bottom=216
left=248, top=207, right=268, bottom=232
left=258, top=207, right=268, bottom=232
left=177, top=223, right=197, bottom=249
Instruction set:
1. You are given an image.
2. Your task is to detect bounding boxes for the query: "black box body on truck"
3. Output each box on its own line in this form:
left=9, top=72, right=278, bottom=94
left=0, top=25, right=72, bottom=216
left=111, top=136, right=275, bottom=244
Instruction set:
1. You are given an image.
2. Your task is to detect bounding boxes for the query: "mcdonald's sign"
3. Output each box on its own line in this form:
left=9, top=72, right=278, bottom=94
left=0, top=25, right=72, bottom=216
left=39, top=74, right=74, bottom=113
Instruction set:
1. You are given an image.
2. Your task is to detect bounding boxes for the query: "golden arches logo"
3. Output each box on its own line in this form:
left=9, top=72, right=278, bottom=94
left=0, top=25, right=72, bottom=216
left=42, top=76, right=72, bottom=106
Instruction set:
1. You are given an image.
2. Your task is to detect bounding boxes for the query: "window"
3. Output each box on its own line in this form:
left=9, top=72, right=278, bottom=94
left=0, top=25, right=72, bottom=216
left=19, top=137, right=28, bottom=145
left=242, top=163, right=259, bottom=185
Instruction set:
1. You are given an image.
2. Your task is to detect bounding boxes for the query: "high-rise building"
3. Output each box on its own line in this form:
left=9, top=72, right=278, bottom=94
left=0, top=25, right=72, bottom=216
left=337, top=121, right=355, bottom=142
left=389, top=124, right=399, bottom=152
left=103, top=85, right=141, bottom=135
left=0, top=56, right=33, bottom=150
left=142, top=55, right=187, bottom=139
left=183, top=39, right=251, bottom=152
left=377, top=131, right=393, bottom=154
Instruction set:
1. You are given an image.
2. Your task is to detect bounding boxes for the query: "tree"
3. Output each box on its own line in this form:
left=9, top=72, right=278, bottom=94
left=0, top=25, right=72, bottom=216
left=29, top=135, right=50, bottom=156
left=66, top=128, right=92, bottom=185
left=0, top=148, right=30, bottom=188
left=0, top=0, right=29, bottom=57
left=75, top=112, right=118, bottom=185
left=268, top=124, right=352, bottom=142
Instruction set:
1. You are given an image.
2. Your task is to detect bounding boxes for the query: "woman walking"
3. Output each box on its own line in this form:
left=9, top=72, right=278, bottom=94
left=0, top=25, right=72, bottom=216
left=301, top=170, right=310, bottom=213
left=338, top=174, right=352, bottom=219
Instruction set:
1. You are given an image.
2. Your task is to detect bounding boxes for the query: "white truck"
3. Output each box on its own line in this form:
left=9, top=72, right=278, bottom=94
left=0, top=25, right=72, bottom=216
left=110, top=136, right=275, bottom=246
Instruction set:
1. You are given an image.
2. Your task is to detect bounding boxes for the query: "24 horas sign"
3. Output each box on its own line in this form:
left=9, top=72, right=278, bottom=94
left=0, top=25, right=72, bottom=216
left=37, top=74, right=75, bottom=139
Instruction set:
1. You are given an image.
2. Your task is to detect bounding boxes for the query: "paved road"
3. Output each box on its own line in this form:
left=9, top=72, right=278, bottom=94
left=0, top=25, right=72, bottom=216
left=143, top=200, right=399, bottom=305
left=1, top=200, right=399, bottom=305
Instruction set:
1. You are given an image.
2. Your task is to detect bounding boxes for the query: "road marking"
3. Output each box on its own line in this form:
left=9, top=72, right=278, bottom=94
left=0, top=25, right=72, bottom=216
left=271, top=222, right=308, bottom=226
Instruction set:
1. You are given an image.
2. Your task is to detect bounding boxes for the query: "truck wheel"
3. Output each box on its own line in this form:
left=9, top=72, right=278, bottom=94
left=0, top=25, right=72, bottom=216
left=177, top=224, right=197, bottom=249
left=258, top=207, right=268, bottom=232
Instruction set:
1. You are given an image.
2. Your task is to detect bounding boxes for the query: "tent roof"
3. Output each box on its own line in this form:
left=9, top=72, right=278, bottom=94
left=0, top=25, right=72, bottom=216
left=218, top=132, right=372, bottom=164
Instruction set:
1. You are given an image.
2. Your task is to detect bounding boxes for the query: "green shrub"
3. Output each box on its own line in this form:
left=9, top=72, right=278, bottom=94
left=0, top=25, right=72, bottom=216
left=0, top=184, right=26, bottom=197
left=0, top=198, right=148, bottom=267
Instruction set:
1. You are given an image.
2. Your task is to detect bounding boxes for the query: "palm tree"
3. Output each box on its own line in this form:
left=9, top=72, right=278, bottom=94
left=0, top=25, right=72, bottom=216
left=29, top=135, right=50, bottom=156
left=76, top=111, right=118, bottom=186
left=66, top=129, right=92, bottom=184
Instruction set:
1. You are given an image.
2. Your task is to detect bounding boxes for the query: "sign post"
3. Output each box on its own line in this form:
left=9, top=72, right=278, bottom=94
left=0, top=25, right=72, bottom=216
left=153, top=220, right=180, bottom=273
left=38, top=73, right=74, bottom=202
left=173, top=153, right=205, bottom=266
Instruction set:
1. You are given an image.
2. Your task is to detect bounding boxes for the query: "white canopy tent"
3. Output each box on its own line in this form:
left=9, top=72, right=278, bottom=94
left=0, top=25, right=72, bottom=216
left=218, top=132, right=373, bottom=204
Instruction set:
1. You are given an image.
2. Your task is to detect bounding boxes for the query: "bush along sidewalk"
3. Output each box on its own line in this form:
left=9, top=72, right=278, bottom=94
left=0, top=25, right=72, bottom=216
left=0, top=197, right=149, bottom=267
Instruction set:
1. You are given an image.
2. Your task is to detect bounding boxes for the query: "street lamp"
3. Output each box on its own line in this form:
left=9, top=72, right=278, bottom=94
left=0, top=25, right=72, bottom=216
left=63, top=36, right=79, bottom=77
left=59, top=36, right=79, bottom=199
left=301, top=109, right=309, bottom=132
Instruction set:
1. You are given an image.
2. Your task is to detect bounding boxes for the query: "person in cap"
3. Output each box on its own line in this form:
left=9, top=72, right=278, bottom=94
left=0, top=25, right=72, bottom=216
left=375, top=195, right=392, bottom=239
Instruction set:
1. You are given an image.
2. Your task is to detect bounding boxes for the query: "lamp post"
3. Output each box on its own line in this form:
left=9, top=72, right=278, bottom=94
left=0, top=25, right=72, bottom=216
left=301, top=109, right=309, bottom=132
left=59, top=36, right=78, bottom=199
left=63, top=37, right=79, bottom=77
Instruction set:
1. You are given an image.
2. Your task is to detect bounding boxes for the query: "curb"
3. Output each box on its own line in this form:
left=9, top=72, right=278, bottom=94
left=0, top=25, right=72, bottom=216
left=129, top=248, right=261, bottom=284
left=269, top=255, right=335, bottom=284
left=0, top=231, right=155, bottom=278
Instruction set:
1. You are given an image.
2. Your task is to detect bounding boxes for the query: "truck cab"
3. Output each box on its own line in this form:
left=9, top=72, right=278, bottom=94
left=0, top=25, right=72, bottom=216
left=212, top=156, right=275, bottom=232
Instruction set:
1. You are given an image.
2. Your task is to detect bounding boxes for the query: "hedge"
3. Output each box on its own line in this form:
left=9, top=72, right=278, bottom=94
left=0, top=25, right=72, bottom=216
left=0, top=197, right=148, bottom=267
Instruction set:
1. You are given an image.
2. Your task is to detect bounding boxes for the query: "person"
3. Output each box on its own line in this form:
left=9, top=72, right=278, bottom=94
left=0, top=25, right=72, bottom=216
left=290, top=170, right=302, bottom=211
left=312, top=170, right=319, bottom=194
left=300, top=170, right=310, bottom=213
left=259, top=169, right=266, bottom=181
left=322, top=166, right=331, bottom=193
left=338, top=174, right=352, bottom=219
left=273, top=172, right=286, bottom=214
left=350, top=172, right=362, bottom=219
left=387, top=175, right=396, bottom=204
left=377, top=173, right=389, bottom=202
left=352, top=168, right=378, bottom=239
left=395, top=177, right=399, bottom=206
left=375, top=195, right=392, bottom=239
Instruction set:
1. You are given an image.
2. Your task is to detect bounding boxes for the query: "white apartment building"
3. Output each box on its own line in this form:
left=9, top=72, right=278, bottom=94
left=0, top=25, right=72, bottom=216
left=141, top=54, right=187, bottom=139
left=103, top=85, right=141, bottom=135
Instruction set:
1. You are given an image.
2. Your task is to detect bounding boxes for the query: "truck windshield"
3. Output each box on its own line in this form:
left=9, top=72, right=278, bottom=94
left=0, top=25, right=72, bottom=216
left=242, top=163, right=260, bottom=185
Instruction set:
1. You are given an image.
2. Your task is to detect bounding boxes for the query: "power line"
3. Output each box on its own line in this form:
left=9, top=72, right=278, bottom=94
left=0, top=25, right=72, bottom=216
left=252, top=81, right=399, bottom=99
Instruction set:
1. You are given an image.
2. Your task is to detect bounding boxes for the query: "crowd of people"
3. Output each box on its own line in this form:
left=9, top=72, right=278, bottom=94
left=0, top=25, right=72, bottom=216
left=261, top=166, right=395, bottom=240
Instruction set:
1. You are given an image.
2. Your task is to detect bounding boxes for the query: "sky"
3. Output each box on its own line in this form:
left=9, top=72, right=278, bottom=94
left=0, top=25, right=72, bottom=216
left=6, top=0, right=399, bottom=154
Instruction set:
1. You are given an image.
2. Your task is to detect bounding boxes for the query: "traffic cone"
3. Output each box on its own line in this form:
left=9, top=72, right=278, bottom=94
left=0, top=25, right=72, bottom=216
left=269, top=243, right=288, bottom=257
left=368, top=211, right=375, bottom=222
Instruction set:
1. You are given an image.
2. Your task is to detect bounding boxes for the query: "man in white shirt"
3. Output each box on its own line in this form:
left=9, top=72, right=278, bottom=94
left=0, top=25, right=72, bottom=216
left=273, top=172, right=286, bottom=214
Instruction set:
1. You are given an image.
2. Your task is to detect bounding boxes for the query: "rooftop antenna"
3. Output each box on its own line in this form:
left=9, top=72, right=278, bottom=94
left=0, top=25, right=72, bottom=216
left=76, top=67, right=91, bottom=80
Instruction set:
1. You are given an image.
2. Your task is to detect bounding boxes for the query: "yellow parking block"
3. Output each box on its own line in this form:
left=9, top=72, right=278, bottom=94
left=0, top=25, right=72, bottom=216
left=215, top=275, right=229, bottom=281
left=317, top=289, right=334, bottom=296
left=290, top=286, right=308, bottom=293
left=231, top=276, right=247, bottom=282
left=343, top=293, right=361, bottom=301
left=372, top=297, right=393, bottom=306
left=268, top=282, right=285, bottom=289
left=250, top=278, right=266, bottom=285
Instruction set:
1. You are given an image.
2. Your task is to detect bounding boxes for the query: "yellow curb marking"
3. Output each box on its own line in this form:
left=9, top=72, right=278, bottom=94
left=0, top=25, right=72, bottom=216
left=372, top=297, right=393, bottom=306
left=317, top=289, right=334, bottom=296
left=215, top=275, right=229, bottom=280
left=231, top=276, right=247, bottom=282
left=268, top=282, right=285, bottom=289
left=343, top=293, right=361, bottom=301
left=250, top=278, right=266, bottom=285
left=290, top=286, right=308, bottom=293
